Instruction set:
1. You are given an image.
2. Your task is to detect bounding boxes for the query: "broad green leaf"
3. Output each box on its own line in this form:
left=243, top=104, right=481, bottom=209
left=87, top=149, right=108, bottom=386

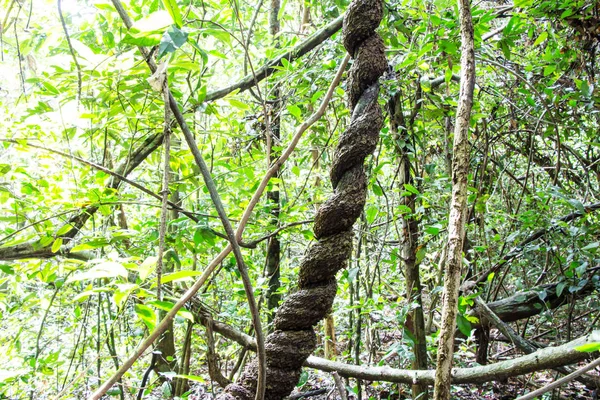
left=51, top=238, right=63, bottom=253
left=514, top=0, right=533, bottom=7
left=157, top=270, right=203, bottom=284
left=575, top=342, right=600, bottom=353
left=544, top=64, right=556, bottom=76
left=425, top=224, right=442, bottom=235
left=366, top=205, right=378, bottom=224
left=147, top=300, right=194, bottom=321
left=228, top=99, right=249, bottom=110
left=533, top=31, right=548, bottom=47
left=403, top=184, right=420, bottom=195
left=113, top=283, right=138, bottom=309
left=162, top=0, right=183, bottom=28
left=40, top=81, right=59, bottom=95
left=174, top=374, right=205, bottom=383
left=73, top=287, right=112, bottom=302
left=157, top=26, right=189, bottom=59
left=287, top=104, right=302, bottom=120
left=55, top=224, right=73, bottom=236
left=457, top=314, right=472, bottom=336
left=138, top=256, right=157, bottom=281
left=0, top=264, right=14, bottom=275
left=122, top=11, right=173, bottom=46
left=583, top=242, right=599, bottom=251
left=135, top=304, right=156, bottom=330
left=67, top=261, right=128, bottom=282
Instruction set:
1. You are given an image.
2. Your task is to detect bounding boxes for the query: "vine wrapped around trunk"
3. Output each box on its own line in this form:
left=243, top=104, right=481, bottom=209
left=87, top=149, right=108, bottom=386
left=217, top=1, right=387, bottom=399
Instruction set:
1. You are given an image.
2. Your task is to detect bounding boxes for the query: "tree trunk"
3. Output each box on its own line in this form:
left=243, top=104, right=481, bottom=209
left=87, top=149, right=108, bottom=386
left=433, top=0, right=475, bottom=398
left=388, top=92, right=428, bottom=399
left=155, top=139, right=180, bottom=380
left=265, top=0, right=282, bottom=331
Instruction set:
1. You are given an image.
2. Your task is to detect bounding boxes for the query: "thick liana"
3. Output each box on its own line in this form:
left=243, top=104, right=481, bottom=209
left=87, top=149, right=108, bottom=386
left=217, top=0, right=387, bottom=399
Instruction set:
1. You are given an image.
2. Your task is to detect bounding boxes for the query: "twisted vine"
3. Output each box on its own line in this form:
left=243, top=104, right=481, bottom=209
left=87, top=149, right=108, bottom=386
left=218, top=1, right=387, bottom=398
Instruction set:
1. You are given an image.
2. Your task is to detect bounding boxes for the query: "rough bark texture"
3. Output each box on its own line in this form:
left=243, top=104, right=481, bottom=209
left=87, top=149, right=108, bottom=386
left=216, top=1, right=386, bottom=399
left=433, top=0, right=475, bottom=399
left=480, top=279, right=595, bottom=326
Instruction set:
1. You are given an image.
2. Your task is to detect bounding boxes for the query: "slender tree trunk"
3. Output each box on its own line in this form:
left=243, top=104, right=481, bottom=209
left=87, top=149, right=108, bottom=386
left=265, top=0, right=282, bottom=330
left=155, top=139, right=180, bottom=378
left=433, top=0, right=475, bottom=398
left=388, top=93, right=428, bottom=399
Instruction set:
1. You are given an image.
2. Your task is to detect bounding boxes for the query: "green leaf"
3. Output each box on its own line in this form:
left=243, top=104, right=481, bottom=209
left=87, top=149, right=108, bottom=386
left=71, top=238, right=110, bottom=252
left=372, top=183, right=383, bottom=196
left=366, top=205, right=378, bottom=224
left=40, top=81, right=60, bottom=95
left=122, top=11, right=173, bottom=46
left=55, top=224, right=73, bottom=236
left=425, top=224, right=442, bottom=235
left=174, top=374, right=205, bottom=383
left=67, top=261, right=128, bottom=282
left=147, top=300, right=194, bottom=321
left=51, top=238, right=63, bottom=253
left=575, top=342, right=600, bottom=353
left=157, top=26, right=189, bottom=59
left=514, top=0, right=533, bottom=7
left=403, top=184, right=420, bottom=195
left=158, top=270, right=203, bottom=284
left=296, top=370, right=309, bottom=387
left=0, top=264, right=14, bottom=275
left=162, top=0, right=183, bottom=28
left=287, top=104, right=302, bottom=120
left=457, top=314, right=472, bottom=336
left=228, top=99, right=249, bottom=110
left=135, top=304, right=156, bottom=330
left=582, top=242, right=599, bottom=251
left=543, top=64, right=556, bottom=76
left=533, top=31, right=548, bottom=47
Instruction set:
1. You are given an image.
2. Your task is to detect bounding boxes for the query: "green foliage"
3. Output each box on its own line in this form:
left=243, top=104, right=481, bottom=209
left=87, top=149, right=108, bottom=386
left=1, top=0, right=599, bottom=397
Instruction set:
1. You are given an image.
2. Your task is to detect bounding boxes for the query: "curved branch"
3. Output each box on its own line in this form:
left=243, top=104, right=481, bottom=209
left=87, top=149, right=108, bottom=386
left=201, top=15, right=343, bottom=104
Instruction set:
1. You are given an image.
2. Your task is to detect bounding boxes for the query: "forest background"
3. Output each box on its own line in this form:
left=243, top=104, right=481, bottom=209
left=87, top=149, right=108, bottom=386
left=1, top=0, right=600, bottom=399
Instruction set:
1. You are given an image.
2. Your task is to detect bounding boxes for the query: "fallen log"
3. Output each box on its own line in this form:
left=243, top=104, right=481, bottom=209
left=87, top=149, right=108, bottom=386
left=482, top=278, right=596, bottom=326
left=204, top=315, right=600, bottom=386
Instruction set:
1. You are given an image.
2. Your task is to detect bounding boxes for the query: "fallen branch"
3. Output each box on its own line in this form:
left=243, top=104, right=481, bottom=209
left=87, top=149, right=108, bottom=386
left=482, top=276, right=596, bottom=325
left=202, top=310, right=600, bottom=386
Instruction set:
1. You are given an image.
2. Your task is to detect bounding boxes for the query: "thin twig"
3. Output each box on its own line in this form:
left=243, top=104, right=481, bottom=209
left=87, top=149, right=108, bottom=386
left=57, top=0, right=82, bottom=103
